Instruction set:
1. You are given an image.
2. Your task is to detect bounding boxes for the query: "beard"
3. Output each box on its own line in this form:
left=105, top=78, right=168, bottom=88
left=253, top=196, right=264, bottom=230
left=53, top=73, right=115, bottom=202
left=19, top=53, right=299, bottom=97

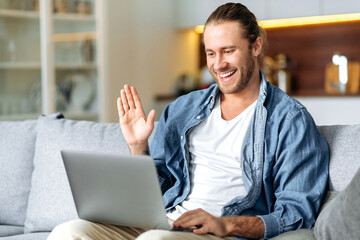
left=213, top=49, right=256, bottom=95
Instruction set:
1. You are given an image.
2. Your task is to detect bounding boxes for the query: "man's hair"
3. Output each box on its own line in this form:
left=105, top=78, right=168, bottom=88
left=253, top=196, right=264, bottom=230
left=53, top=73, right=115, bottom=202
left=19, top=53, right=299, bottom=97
left=204, top=2, right=268, bottom=59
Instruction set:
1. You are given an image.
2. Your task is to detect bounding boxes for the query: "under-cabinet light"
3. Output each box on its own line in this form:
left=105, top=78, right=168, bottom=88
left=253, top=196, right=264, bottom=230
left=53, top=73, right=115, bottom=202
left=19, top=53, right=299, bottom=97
left=193, top=12, right=360, bottom=33
left=260, top=12, right=360, bottom=29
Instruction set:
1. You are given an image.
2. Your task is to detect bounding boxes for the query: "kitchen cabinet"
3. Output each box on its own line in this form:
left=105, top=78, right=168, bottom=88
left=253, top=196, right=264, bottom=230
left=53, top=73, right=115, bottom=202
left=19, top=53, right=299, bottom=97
left=175, top=0, right=360, bottom=28
left=175, top=0, right=266, bottom=28
left=265, top=0, right=321, bottom=19
left=0, top=0, right=103, bottom=121
left=175, top=0, right=226, bottom=29
left=323, top=0, right=360, bottom=15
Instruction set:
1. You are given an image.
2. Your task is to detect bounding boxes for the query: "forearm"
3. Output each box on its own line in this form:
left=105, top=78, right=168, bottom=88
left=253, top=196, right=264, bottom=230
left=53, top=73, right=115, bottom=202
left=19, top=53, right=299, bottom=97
left=222, top=215, right=264, bottom=239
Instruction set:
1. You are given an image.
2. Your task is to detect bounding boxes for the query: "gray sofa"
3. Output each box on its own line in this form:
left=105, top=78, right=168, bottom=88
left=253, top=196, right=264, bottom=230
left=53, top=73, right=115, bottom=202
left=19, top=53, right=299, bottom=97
left=0, top=113, right=359, bottom=240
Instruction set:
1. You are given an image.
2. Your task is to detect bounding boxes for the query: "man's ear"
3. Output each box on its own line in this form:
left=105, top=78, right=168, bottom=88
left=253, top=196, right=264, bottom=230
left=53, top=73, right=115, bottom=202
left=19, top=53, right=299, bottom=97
left=252, top=37, right=263, bottom=57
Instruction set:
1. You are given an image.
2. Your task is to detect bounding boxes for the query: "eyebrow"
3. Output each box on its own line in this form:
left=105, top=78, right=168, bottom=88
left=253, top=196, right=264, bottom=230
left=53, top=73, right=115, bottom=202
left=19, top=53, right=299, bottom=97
left=204, top=46, right=237, bottom=52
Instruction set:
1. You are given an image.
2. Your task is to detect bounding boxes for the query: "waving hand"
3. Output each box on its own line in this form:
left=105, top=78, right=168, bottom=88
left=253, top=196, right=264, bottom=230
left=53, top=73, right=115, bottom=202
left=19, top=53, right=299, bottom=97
left=117, top=85, right=156, bottom=155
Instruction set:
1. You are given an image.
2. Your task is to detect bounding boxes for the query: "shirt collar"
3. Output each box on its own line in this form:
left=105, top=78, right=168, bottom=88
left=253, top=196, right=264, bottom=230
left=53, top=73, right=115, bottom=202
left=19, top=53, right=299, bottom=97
left=205, top=84, right=220, bottom=110
left=258, top=70, right=268, bottom=105
left=205, top=70, right=268, bottom=108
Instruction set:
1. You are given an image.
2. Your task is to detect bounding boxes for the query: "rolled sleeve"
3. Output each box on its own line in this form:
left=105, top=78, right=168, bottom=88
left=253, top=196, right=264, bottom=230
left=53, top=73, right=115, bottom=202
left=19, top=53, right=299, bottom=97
left=257, top=214, right=284, bottom=239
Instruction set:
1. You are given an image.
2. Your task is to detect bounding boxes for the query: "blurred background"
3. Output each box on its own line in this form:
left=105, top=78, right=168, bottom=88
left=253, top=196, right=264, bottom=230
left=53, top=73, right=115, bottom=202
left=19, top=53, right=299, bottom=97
left=0, top=0, right=360, bottom=125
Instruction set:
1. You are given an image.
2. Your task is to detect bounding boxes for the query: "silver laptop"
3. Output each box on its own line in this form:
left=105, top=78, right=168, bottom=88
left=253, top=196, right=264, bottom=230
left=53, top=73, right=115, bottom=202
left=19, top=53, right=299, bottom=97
left=61, top=150, right=172, bottom=230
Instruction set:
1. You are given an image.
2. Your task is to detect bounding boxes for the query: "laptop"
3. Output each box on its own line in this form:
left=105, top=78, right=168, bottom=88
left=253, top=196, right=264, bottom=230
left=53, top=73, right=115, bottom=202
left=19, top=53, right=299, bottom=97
left=61, top=150, right=175, bottom=230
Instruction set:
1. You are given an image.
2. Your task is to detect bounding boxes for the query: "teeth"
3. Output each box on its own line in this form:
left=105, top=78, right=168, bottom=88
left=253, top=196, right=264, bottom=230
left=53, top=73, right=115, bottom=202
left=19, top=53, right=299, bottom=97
left=220, top=70, right=235, bottom=78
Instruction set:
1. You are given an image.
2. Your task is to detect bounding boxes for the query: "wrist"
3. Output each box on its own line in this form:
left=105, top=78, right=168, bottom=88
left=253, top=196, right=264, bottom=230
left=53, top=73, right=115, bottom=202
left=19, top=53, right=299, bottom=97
left=222, top=216, right=264, bottom=239
left=128, top=142, right=149, bottom=155
left=222, top=217, right=235, bottom=236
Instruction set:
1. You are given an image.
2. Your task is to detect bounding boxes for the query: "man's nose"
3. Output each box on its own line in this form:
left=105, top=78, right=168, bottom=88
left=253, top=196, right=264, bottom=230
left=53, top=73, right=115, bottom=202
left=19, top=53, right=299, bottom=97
left=214, top=55, right=227, bottom=71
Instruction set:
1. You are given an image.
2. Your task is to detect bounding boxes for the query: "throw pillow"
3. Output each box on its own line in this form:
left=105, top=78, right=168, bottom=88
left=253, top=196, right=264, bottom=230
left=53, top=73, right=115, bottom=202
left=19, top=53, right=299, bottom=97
left=24, top=115, right=130, bottom=233
left=314, top=167, right=360, bottom=239
left=0, top=120, right=37, bottom=226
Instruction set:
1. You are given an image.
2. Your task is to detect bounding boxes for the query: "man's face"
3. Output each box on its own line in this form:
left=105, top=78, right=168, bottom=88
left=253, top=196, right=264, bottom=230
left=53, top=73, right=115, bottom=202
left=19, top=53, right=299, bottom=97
left=204, top=21, right=256, bottom=95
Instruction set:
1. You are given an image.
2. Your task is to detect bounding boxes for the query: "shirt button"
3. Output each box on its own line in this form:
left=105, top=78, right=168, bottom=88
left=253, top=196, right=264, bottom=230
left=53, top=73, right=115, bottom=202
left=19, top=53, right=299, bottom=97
left=180, top=136, right=183, bottom=140
left=196, top=115, right=201, bottom=119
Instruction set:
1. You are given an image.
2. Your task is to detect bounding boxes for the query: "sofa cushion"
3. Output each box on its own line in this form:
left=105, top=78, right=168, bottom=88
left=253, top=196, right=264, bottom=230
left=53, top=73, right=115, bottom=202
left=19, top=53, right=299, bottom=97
left=0, top=120, right=37, bottom=226
left=0, top=232, right=49, bottom=240
left=270, top=229, right=315, bottom=240
left=0, top=225, right=25, bottom=237
left=24, top=115, right=130, bottom=233
left=314, top=167, right=360, bottom=239
left=317, top=124, right=360, bottom=191
left=318, top=191, right=339, bottom=213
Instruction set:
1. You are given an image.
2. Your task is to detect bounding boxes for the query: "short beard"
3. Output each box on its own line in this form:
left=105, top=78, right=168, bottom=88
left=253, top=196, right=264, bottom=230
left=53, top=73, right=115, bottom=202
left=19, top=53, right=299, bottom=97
left=215, top=49, right=255, bottom=94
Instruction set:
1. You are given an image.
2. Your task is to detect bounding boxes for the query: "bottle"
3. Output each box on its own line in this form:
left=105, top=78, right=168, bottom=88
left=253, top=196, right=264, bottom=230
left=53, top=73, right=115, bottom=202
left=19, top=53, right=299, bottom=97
left=6, top=39, right=16, bottom=62
left=274, top=53, right=291, bottom=93
left=81, top=39, right=94, bottom=63
left=262, top=56, right=276, bottom=86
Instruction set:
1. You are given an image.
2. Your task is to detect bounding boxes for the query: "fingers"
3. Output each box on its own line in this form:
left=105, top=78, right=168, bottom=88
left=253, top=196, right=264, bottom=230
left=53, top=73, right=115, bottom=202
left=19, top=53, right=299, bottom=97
left=120, top=84, right=135, bottom=112
left=130, top=86, right=143, bottom=110
left=117, top=97, right=124, bottom=119
left=120, top=85, right=145, bottom=111
left=146, top=109, right=156, bottom=128
left=174, top=209, right=226, bottom=237
left=120, top=88, right=129, bottom=112
left=174, top=209, right=205, bottom=228
left=192, top=226, right=208, bottom=235
left=124, top=85, right=136, bottom=109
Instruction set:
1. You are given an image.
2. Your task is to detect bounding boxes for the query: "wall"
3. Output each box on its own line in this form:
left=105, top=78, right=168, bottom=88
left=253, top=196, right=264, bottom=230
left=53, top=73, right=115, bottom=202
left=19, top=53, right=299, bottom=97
left=100, top=0, right=199, bottom=122
left=176, top=0, right=360, bottom=27
left=295, top=97, right=360, bottom=125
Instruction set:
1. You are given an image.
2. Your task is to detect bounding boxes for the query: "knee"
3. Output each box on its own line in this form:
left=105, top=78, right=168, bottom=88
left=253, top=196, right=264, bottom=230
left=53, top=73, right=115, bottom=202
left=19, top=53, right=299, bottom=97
left=136, top=230, right=176, bottom=240
left=48, top=219, right=90, bottom=240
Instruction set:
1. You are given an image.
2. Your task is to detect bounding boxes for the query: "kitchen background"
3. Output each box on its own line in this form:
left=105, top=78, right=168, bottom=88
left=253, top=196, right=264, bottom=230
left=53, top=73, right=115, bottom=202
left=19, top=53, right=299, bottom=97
left=0, top=0, right=360, bottom=125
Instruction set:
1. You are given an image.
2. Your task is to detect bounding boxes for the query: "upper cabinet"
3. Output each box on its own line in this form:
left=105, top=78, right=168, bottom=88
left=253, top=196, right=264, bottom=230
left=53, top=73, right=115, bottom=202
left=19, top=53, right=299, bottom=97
left=175, top=0, right=360, bottom=28
left=175, top=0, right=228, bottom=28
left=322, top=0, right=360, bottom=15
left=0, top=0, right=103, bottom=121
left=264, top=0, right=322, bottom=20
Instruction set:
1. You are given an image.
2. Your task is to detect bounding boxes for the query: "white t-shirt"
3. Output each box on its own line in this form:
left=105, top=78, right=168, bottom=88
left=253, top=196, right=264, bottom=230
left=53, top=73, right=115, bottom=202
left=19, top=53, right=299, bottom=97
left=167, top=96, right=257, bottom=220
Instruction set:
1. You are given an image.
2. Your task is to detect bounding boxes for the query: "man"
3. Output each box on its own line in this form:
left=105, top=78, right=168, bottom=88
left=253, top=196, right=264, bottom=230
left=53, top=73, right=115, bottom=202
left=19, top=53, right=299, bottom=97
left=48, top=3, right=329, bottom=240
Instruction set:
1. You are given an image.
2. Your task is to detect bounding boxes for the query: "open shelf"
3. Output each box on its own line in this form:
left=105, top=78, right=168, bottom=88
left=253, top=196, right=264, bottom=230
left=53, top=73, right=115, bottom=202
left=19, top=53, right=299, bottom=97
left=54, top=13, right=95, bottom=22
left=0, top=62, right=41, bottom=69
left=55, top=63, right=97, bottom=70
left=0, top=62, right=96, bottom=70
left=0, top=9, right=39, bottom=19
left=0, top=0, right=100, bottom=121
left=0, top=9, right=95, bottom=21
left=289, top=89, right=360, bottom=97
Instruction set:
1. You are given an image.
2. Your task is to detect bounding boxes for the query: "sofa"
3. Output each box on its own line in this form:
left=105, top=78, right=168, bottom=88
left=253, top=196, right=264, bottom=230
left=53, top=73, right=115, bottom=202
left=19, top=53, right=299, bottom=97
left=0, top=113, right=359, bottom=240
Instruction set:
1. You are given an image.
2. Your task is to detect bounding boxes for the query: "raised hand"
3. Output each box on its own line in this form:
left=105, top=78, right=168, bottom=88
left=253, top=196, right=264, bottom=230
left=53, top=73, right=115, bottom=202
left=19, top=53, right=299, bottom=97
left=117, top=85, right=156, bottom=155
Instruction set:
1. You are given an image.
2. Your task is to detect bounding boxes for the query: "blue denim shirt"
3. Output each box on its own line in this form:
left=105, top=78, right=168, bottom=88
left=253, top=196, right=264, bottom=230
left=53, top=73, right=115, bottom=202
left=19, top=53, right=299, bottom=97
left=149, top=72, right=329, bottom=239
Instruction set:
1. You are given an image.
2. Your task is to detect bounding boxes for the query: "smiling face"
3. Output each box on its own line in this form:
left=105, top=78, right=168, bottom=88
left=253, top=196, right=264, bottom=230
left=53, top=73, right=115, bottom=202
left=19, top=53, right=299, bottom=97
left=204, top=21, right=259, bottom=95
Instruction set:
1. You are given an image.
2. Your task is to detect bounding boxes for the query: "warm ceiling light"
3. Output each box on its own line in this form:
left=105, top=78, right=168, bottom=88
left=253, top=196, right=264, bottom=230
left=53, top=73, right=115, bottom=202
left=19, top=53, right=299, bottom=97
left=193, top=12, right=360, bottom=33
left=194, top=25, right=205, bottom=34
left=260, top=12, right=360, bottom=29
